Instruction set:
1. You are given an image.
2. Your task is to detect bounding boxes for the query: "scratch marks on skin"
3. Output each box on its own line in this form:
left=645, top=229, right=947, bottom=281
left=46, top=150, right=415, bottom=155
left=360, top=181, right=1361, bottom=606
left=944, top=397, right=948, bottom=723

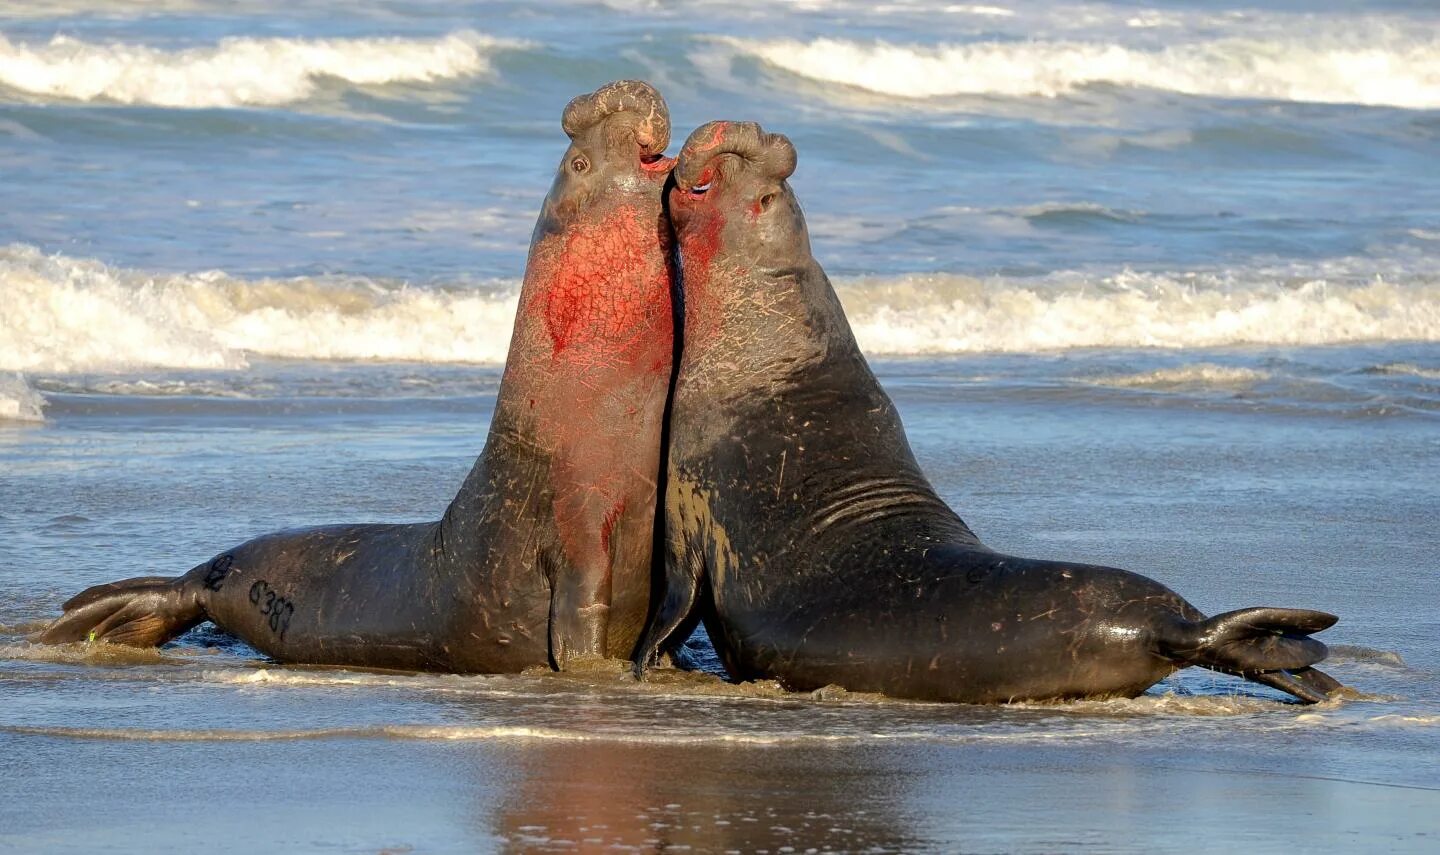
left=741, top=286, right=804, bottom=340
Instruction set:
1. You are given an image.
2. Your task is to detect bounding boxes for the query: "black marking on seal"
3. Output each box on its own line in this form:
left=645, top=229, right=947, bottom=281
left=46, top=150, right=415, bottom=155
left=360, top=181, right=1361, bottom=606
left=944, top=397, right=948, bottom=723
left=203, top=554, right=234, bottom=592
left=247, top=579, right=295, bottom=641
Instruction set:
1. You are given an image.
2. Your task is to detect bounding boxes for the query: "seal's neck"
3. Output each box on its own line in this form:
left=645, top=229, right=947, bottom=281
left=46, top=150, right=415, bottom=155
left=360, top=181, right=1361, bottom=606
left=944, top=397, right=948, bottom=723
left=436, top=200, right=675, bottom=569
left=678, top=237, right=856, bottom=391
left=517, top=203, right=674, bottom=372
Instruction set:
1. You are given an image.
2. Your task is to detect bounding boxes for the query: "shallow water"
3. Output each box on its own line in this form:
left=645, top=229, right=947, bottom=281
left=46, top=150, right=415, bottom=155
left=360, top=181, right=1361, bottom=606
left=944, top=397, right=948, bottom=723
left=3, top=0, right=1439, bottom=850
left=2, top=359, right=1437, bottom=851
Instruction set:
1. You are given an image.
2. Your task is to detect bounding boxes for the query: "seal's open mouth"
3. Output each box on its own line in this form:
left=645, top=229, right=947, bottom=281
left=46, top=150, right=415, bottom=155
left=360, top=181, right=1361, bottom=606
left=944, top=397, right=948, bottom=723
left=640, top=153, right=675, bottom=174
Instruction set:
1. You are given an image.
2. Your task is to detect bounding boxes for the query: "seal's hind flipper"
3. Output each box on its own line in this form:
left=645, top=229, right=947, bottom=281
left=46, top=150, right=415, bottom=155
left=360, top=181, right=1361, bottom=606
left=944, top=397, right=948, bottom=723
left=1239, top=666, right=1344, bottom=704
left=1161, top=607, right=1343, bottom=704
left=39, top=576, right=204, bottom=647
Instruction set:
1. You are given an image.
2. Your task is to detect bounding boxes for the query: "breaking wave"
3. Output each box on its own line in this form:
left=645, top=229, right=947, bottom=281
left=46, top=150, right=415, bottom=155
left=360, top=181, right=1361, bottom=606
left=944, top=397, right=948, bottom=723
left=0, top=372, right=45, bottom=422
left=0, top=30, right=522, bottom=108
left=1086, top=363, right=1270, bottom=390
left=0, top=244, right=520, bottom=372
left=3, top=245, right=1438, bottom=376
left=837, top=269, right=1440, bottom=355
left=726, top=30, right=1440, bottom=108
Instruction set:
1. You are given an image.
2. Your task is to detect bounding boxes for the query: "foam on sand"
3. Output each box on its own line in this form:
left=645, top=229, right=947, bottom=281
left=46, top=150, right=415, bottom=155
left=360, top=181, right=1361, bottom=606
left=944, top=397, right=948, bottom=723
left=726, top=29, right=1440, bottom=108
left=0, top=29, right=522, bottom=108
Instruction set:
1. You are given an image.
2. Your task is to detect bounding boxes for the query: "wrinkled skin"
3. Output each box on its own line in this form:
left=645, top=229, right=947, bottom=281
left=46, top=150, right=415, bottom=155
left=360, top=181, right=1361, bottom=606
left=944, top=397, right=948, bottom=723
left=42, top=81, right=677, bottom=672
left=636, top=121, right=1343, bottom=704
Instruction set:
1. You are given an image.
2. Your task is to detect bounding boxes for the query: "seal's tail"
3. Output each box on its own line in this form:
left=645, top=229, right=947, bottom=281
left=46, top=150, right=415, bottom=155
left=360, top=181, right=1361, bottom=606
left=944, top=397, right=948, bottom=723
left=1159, top=607, right=1344, bottom=704
left=38, top=576, right=204, bottom=647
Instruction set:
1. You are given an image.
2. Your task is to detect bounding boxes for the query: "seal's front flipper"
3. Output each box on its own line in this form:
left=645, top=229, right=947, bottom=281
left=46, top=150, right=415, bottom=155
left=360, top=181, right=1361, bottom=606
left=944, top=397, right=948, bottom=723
left=545, top=545, right=612, bottom=671
left=548, top=594, right=610, bottom=671
left=1161, top=606, right=1344, bottom=704
left=632, top=543, right=704, bottom=679
left=39, top=576, right=204, bottom=647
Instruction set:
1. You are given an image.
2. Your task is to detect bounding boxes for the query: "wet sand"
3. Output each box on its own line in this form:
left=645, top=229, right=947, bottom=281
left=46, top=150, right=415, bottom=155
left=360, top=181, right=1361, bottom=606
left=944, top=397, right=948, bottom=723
left=4, top=729, right=1437, bottom=852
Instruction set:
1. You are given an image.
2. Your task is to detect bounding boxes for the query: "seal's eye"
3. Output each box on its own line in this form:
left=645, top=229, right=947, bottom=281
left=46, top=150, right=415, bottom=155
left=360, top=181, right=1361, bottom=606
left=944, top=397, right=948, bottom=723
left=690, top=182, right=711, bottom=197
left=758, top=192, right=776, bottom=211
left=571, top=156, right=589, bottom=174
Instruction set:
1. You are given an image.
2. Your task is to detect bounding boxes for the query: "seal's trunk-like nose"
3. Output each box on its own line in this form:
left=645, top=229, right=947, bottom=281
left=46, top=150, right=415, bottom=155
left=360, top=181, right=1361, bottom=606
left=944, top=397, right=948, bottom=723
left=674, top=120, right=797, bottom=191
left=561, top=80, right=671, bottom=157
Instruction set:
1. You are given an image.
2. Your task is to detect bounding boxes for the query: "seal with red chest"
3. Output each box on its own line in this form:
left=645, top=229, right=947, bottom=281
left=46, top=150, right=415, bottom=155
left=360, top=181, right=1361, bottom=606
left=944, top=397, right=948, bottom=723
left=635, top=120, right=1344, bottom=704
left=41, top=81, right=677, bottom=672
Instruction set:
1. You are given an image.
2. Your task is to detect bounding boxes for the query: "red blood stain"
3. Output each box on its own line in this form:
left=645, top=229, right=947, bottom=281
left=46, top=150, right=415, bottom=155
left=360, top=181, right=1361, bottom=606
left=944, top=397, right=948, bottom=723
left=508, top=192, right=675, bottom=614
left=600, top=499, right=626, bottom=553
left=529, top=204, right=673, bottom=364
left=672, top=188, right=726, bottom=343
left=692, top=122, right=727, bottom=156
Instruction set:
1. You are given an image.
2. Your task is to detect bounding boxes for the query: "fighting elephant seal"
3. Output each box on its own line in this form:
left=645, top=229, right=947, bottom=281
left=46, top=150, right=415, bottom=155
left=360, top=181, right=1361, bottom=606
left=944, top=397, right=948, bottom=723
left=635, top=120, right=1342, bottom=703
left=42, top=80, right=677, bottom=672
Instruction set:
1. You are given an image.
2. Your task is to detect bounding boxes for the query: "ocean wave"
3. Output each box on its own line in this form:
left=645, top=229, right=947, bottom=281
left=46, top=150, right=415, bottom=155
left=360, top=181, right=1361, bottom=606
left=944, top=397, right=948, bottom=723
left=724, top=31, right=1440, bottom=108
left=0, top=30, right=521, bottom=108
left=1364, top=362, right=1440, bottom=381
left=0, top=244, right=520, bottom=373
left=839, top=269, right=1440, bottom=355
left=5, top=245, right=1440, bottom=376
left=1013, top=202, right=1144, bottom=224
left=1088, top=363, right=1270, bottom=390
left=0, top=372, right=44, bottom=422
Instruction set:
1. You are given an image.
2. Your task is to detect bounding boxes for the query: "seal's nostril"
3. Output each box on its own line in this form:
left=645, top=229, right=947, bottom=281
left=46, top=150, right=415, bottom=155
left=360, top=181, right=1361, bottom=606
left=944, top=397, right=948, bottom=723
left=640, top=153, right=662, bottom=164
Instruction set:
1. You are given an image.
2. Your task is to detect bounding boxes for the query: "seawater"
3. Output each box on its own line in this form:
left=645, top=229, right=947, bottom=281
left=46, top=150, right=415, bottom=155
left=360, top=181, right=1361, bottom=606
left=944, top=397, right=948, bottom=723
left=1, top=0, right=1437, bottom=851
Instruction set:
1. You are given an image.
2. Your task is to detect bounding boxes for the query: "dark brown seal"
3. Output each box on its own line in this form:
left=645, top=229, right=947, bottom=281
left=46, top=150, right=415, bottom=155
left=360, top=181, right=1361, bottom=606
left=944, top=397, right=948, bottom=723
left=635, top=120, right=1342, bottom=704
left=41, top=81, right=678, bottom=672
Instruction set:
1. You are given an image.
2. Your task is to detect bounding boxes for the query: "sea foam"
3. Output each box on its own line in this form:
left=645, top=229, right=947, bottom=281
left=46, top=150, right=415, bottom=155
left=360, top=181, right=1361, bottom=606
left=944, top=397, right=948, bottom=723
left=0, top=29, right=520, bottom=108
left=0, top=372, right=44, bottom=422
left=3, top=245, right=1437, bottom=375
left=837, top=269, right=1440, bottom=355
left=726, top=30, right=1440, bottom=108
left=0, top=244, right=519, bottom=372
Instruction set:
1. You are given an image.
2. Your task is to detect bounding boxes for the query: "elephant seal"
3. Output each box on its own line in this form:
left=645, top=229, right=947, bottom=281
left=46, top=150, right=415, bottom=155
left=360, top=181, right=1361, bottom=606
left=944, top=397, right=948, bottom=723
left=41, top=80, right=677, bottom=672
left=635, top=121, right=1343, bottom=703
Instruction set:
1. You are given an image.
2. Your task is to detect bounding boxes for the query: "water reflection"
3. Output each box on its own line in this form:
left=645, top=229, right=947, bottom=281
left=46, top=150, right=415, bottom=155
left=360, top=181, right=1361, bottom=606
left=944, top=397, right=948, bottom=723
left=485, top=740, right=920, bottom=852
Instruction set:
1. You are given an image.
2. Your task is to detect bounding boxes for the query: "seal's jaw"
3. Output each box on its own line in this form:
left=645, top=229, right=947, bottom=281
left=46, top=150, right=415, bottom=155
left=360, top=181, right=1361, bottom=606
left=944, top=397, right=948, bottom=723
left=640, top=152, right=676, bottom=176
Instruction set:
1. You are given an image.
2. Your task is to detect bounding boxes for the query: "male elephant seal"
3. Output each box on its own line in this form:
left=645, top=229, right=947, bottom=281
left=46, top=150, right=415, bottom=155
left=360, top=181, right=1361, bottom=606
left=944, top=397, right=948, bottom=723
left=635, top=121, right=1343, bottom=703
left=42, top=81, right=677, bottom=672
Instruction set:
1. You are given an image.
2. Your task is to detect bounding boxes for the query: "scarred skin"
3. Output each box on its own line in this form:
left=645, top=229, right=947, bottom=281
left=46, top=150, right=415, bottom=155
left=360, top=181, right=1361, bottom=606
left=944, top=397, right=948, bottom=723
left=41, top=81, right=677, bottom=672
left=635, top=121, right=1343, bottom=704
